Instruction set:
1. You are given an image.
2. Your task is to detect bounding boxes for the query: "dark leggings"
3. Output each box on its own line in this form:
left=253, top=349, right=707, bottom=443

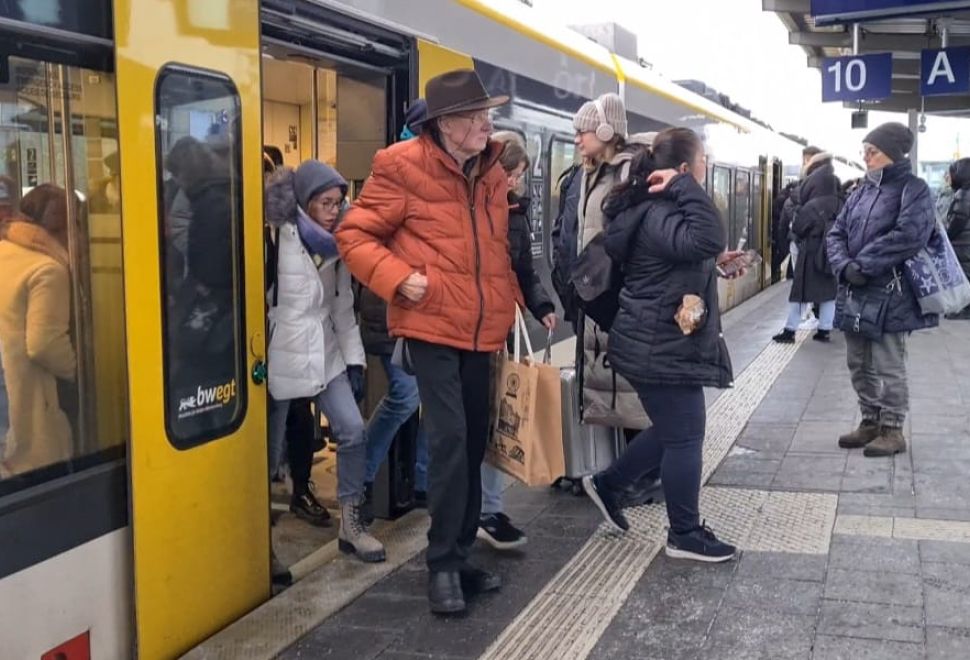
left=600, top=384, right=706, bottom=534
left=286, top=398, right=315, bottom=497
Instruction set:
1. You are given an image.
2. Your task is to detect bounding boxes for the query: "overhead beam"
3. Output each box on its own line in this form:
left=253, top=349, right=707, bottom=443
left=808, top=55, right=921, bottom=77
left=854, top=93, right=970, bottom=113
left=790, top=31, right=963, bottom=50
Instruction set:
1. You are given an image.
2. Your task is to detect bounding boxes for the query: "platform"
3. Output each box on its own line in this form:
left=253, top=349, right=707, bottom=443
left=188, top=283, right=970, bottom=660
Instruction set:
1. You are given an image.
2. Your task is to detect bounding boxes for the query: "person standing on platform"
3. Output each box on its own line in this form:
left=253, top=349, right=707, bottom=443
left=827, top=122, right=937, bottom=457
left=581, top=127, right=738, bottom=562
left=944, top=157, right=970, bottom=320
left=772, top=150, right=841, bottom=344
left=337, top=70, right=521, bottom=615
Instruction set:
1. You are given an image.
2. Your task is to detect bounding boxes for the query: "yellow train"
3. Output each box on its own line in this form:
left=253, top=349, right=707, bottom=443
left=0, top=1, right=861, bottom=658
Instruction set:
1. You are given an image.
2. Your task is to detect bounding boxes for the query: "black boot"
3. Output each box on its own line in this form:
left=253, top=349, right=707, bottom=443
left=290, top=491, right=332, bottom=527
left=813, top=329, right=831, bottom=342
left=428, top=571, right=465, bottom=615
left=460, top=566, right=502, bottom=594
left=772, top=329, right=796, bottom=344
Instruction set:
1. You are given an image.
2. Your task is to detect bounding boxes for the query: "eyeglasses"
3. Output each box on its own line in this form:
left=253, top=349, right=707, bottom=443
left=455, top=110, right=491, bottom=125
left=311, top=197, right=343, bottom=212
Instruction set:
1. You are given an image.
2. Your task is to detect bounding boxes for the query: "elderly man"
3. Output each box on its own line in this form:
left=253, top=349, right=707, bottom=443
left=337, top=69, right=522, bottom=615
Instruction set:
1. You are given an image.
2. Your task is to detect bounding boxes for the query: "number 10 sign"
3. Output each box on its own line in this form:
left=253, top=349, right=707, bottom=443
left=822, top=53, right=893, bottom=102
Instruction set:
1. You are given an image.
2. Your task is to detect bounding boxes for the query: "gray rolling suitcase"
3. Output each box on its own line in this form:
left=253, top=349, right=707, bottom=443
left=556, top=367, right=622, bottom=494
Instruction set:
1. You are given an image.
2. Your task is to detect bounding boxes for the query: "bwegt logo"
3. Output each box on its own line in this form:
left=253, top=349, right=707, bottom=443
left=179, top=378, right=238, bottom=415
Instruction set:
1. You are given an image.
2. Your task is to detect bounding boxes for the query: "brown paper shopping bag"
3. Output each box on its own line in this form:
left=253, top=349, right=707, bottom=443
left=486, top=308, right=565, bottom=486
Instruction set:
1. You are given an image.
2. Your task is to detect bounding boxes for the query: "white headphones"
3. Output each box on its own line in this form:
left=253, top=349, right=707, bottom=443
left=592, top=98, right=615, bottom=143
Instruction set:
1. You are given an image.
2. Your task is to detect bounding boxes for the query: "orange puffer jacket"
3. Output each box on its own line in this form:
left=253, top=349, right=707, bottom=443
left=337, top=134, right=522, bottom=352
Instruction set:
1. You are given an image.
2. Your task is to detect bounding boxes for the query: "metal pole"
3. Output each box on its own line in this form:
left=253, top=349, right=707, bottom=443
left=56, top=65, right=95, bottom=454
left=852, top=23, right=861, bottom=55
left=44, top=63, right=59, bottom=184
left=908, top=108, right=920, bottom=173
left=311, top=68, right=319, bottom=160
left=941, top=24, right=950, bottom=49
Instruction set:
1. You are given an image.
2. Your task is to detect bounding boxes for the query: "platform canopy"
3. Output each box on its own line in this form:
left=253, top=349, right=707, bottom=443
left=764, top=0, right=970, bottom=115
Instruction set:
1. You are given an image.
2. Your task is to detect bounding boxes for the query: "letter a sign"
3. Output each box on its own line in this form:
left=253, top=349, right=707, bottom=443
left=921, top=47, right=970, bottom=96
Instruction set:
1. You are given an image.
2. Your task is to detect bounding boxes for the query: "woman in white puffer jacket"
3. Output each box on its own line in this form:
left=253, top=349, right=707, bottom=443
left=265, top=161, right=384, bottom=563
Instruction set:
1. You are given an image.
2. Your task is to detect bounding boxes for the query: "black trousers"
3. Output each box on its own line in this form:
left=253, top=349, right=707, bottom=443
left=286, top=398, right=315, bottom=497
left=408, top=339, right=491, bottom=572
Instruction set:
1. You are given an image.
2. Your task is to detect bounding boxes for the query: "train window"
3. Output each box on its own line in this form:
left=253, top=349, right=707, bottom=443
left=711, top=165, right=732, bottom=243
left=734, top=171, right=751, bottom=249
left=549, top=138, right=579, bottom=218
left=155, top=66, right=246, bottom=449
left=0, top=58, right=128, bottom=493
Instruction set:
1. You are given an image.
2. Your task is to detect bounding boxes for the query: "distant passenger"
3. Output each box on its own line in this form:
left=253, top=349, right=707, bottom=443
left=0, top=184, right=77, bottom=477
left=827, top=122, right=937, bottom=457
left=264, top=161, right=384, bottom=563
left=770, top=180, right=796, bottom=282
left=582, top=127, right=737, bottom=563
left=935, top=168, right=954, bottom=226
left=338, top=69, right=520, bottom=615
left=944, top=157, right=970, bottom=319
left=772, top=150, right=841, bottom=344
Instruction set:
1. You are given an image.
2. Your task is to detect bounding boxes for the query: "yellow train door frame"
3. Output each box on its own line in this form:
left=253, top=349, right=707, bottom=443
left=112, top=1, right=268, bottom=657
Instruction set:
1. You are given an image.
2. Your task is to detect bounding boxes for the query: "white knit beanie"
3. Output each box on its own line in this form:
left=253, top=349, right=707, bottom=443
left=573, top=93, right=628, bottom=139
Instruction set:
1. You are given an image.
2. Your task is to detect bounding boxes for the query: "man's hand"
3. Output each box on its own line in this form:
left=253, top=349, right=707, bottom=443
left=398, top=272, right=428, bottom=302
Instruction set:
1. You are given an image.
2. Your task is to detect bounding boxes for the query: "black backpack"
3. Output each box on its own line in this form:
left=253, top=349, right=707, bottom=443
left=569, top=231, right=622, bottom=331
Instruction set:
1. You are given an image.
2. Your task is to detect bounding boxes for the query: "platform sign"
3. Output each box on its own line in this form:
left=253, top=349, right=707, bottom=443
left=812, top=1, right=970, bottom=25
left=921, top=47, right=970, bottom=96
left=821, top=53, right=893, bottom=102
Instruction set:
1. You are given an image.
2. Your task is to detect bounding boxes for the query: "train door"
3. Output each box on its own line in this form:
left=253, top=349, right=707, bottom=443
left=112, top=1, right=268, bottom=657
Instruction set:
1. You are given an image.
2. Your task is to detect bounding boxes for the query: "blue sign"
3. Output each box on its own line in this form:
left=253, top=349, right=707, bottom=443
left=921, top=47, right=970, bottom=96
left=812, top=1, right=970, bottom=24
left=821, top=53, right=893, bottom=102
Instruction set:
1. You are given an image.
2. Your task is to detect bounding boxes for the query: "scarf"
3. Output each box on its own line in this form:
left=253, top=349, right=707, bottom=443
left=295, top=206, right=339, bottom=260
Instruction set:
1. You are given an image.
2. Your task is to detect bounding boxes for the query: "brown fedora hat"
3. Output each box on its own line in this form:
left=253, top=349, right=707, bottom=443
left=423, top=69, right=509, bottom=122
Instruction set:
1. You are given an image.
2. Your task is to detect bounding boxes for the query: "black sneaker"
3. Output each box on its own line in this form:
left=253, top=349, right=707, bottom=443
left=813, top=330, right=831, bottom=342
left=772, top=329, right=796, bottom=344
left=477, top=513, right=527, bottom=550
left=582, top=474, right=629, bottom=532
left=666, top=522, right=736, bottom=563
left=290, top=491, right=332, bottom=527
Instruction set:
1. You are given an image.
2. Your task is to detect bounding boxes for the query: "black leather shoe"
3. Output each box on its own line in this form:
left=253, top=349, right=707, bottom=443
left=460, top=566, right=502, bottom=594
left=290, top=491, right=332, bottom=527
left=428, top=571, right=465, bottom=615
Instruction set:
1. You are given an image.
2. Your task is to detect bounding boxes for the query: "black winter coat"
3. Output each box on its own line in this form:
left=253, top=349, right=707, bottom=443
left=946, top=187, right=970, bottom=282
left=509, top=194, right=554, bottom=321
left=827, top=160, right=939, bottom=334
left=604, top=174, right=733, bottom=389
left=789, top=159, right=839, bottom=303
left=358, top=286, right=394, bottom=356
left=551, top=165, right=582, bottom=323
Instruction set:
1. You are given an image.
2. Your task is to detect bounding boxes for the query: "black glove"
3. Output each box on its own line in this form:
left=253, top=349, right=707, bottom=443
left=843, top=261, right=868, bottom=287
left=347, top=365, right=365, bottom=403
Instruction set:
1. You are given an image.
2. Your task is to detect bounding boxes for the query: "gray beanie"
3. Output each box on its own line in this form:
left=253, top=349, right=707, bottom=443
left=863, top=122, right=914, bottom=163
left=293, top=160, right=348, bottom=211
left=573, top=93, right=628, bottom=140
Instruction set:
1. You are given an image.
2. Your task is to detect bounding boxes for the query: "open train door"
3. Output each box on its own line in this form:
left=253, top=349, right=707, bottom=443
left=112, top=1, right=268, bottom=657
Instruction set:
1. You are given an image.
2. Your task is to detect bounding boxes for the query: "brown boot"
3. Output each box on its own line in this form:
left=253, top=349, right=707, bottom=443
left=864, top=427, right=907, bottom=457
left=838, top=420, right=880, bottom=449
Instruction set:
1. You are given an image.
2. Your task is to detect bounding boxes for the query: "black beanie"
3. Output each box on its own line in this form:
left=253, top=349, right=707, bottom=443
left=863, top=122, right=914, bottom=163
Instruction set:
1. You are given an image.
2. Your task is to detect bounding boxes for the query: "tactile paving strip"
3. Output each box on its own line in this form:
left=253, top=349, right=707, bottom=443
left=480, top=333, right=815, bottom=660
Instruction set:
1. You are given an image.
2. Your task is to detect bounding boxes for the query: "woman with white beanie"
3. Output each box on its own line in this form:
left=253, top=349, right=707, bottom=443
left=570, top=93, right=650, bottom=434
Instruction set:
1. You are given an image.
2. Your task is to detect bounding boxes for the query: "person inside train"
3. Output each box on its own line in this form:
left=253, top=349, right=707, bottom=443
left=0, top=184, right=77, bottom=478
left=944, top=157, right=970, bottom=320
left=337, top=69, right=520, bottom=615
left=475, top=130, right=557, bottom=550
left=581, top=127, right=737, bottom=563
left=827, top=122, right=937, bottom=458
left=264, top=160, right=384, bottom=563
left=772, top=150, right=841, bottom=344
left=770, top=180, right=796, bottom=282
left=359, top=99, right=430, bottom=520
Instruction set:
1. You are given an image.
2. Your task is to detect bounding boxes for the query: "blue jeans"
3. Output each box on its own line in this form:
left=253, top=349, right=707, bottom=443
left=269, top=372, right=367, bottom=504
left=480, top=463, right=506, bottom=515
left=600, top=384, right=706, bottom=534
left=365, top=355, right=428, bottom=492
left=786, top=300, right=835, bottom=331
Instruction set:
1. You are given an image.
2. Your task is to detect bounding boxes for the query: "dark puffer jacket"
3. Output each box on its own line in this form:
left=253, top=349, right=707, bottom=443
left=604, top=174, right=733, bottom=389
left=946, top=188, right=970, bottom=282
left=789, top=155, right=840, bottom=304
left=509, top=193, right=554, bottom=321
left=358, top=287, right=394, bottom=356
left=826, top=159, right=939, bottom=333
